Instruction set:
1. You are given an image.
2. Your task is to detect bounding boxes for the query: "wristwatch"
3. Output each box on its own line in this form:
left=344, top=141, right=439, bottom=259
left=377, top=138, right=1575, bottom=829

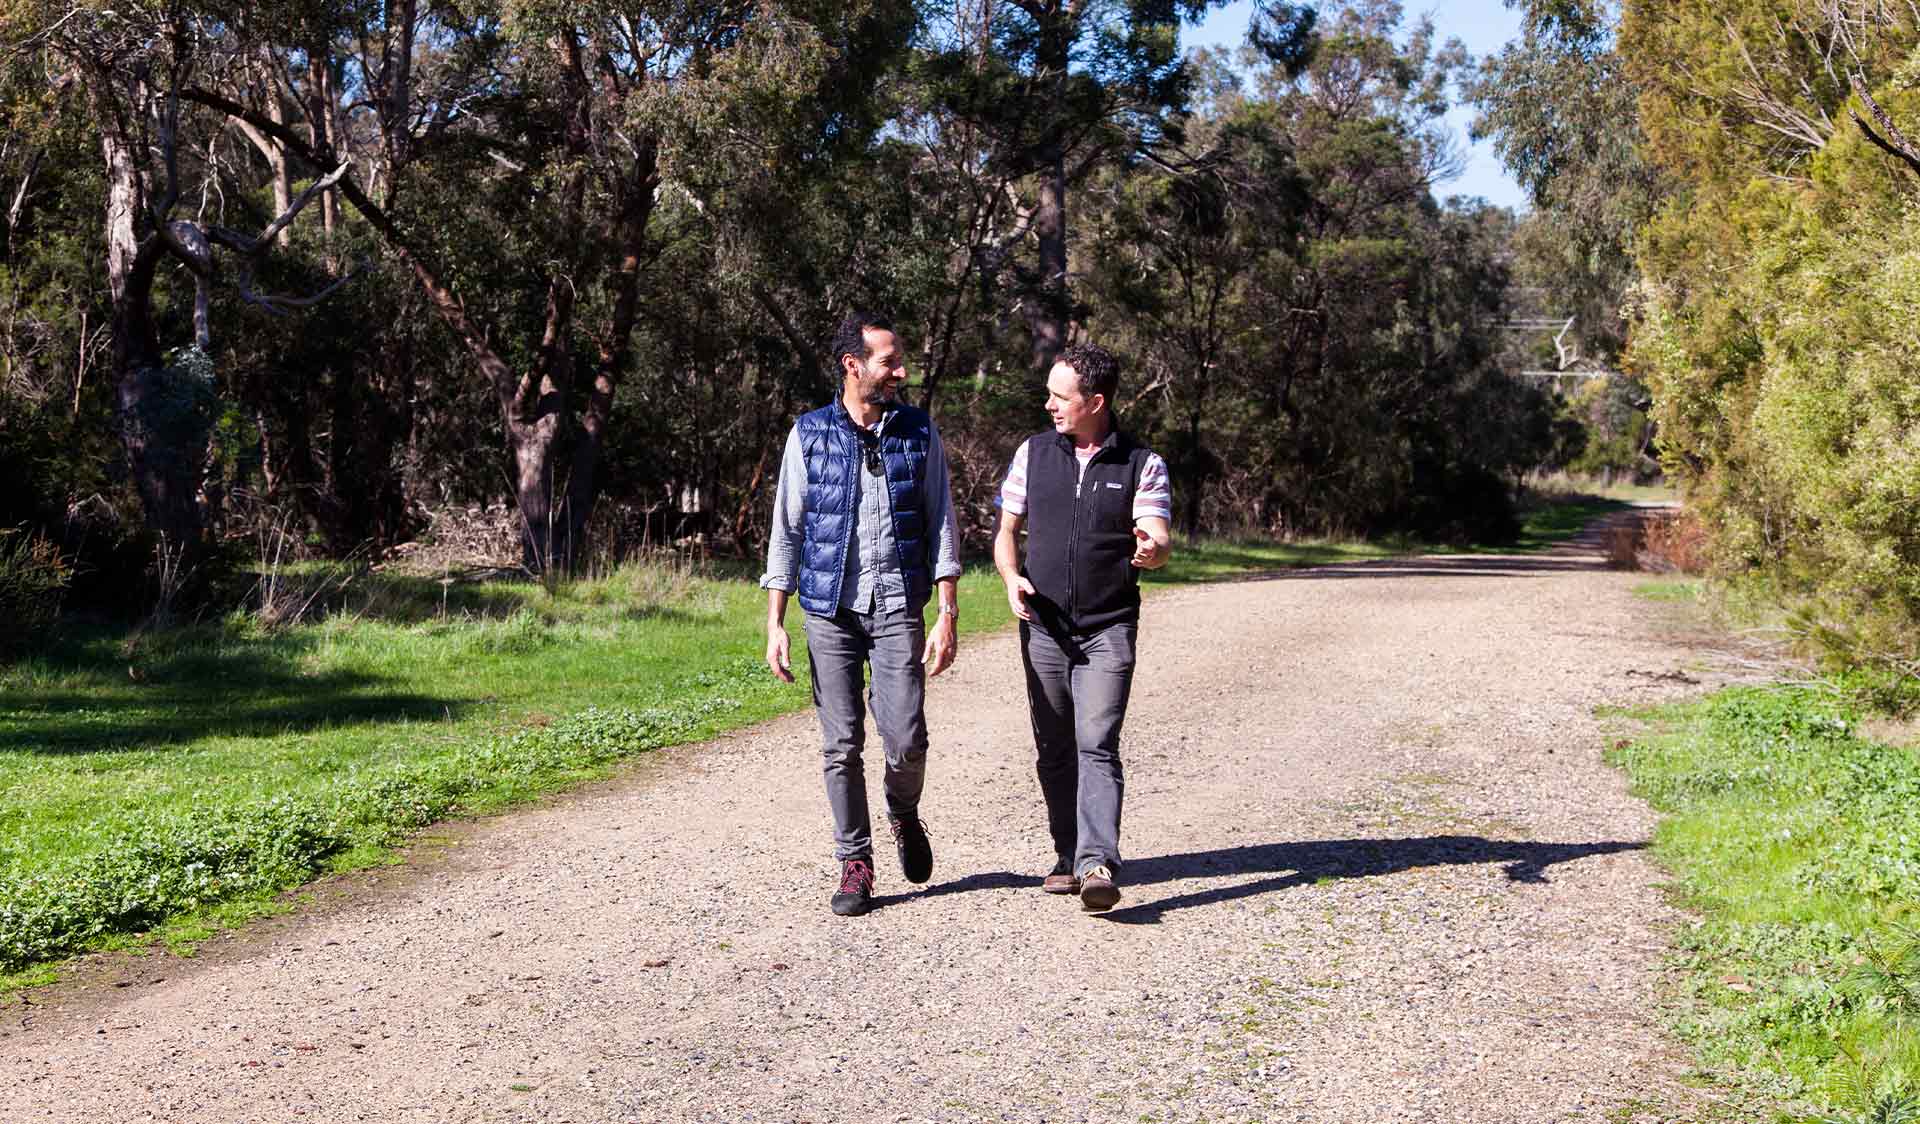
left=938, top=603, right=958, bottom=618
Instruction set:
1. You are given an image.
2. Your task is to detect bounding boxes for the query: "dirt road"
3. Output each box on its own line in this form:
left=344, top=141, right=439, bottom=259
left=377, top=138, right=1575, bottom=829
left=4, top=517, right=1718, bottom=1123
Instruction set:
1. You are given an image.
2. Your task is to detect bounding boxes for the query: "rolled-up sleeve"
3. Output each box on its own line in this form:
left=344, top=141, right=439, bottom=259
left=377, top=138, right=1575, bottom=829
left=923, top=420, right=963, bottom=582
left=759, top=427, right=806, bottom=592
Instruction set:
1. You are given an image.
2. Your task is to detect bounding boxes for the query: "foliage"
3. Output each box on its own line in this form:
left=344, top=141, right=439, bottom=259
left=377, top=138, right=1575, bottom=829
left=1468, top=0, right=1661, bottom=366
left=1612, top=683, right=1920, bottom=1119
left=1079, top=3, right=1555, bottom=541
left=0, top=0, right=1592, bottom=622
left=1612, top=0, right=1920, bottom=663
left=0, top=529, right=69, bottom=656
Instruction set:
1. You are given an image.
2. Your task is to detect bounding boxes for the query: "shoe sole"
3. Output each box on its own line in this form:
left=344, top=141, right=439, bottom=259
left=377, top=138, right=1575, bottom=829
left=1080, top=882, right=1121, bottom=911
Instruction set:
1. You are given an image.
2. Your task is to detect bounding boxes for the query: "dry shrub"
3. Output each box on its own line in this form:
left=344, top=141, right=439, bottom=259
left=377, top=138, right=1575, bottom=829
left=938, top=423, right=1026, bottom=552
left=386, top=504, right=524, bottom=573
left=1605, top=509, right=1708, bottom=573
left=1604, top=519, right=1647, bottom=569
left=1639, top=509, right=1708, bottom=574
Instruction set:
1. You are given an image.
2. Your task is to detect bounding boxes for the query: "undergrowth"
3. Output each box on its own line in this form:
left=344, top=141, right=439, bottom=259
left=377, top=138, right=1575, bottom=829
left=1612, top=682, right=1920, bottom=1122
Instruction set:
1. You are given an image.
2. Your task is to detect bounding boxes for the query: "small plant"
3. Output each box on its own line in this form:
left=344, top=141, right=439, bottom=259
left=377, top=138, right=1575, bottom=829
left=147, top=532, right=192, bottom=630
left=1851, top=924, right=1920, bottom=1018
left=1821, top=1046, right=1920, bottom=1124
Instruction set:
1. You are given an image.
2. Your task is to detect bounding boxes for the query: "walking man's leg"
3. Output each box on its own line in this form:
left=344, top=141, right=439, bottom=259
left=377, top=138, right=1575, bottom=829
left=804, top=610, right=879, bottom=915
left=1071, top=621, right=1136, bottom=910
left=866, top=607, right=933, bottom=882
left=1022, top=621, right=1083, bottom=893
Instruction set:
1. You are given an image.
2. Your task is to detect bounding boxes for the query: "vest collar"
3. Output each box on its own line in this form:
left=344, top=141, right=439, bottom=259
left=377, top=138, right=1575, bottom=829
left=1053, top=423, right=1129, bottom=460
left=834, top=399, right=898, bottom=435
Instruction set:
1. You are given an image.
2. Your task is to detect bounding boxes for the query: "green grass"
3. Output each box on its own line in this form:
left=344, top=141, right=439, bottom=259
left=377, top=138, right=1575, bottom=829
left=1, top=497, right=1618, bottom=980
left=1505, top=495, right=1631, bottom=552
left=1634, top=580, right=1704, bottom=603
left=1609, top=684, right=1920, bottom=1123
left=1137, top=536, right=1397, bottom=584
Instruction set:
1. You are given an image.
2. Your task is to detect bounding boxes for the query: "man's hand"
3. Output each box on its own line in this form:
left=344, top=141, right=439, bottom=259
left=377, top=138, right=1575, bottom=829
left=1131, top=525, right=1171, bottom=570
left=1004, top=575, right=1036, bottom=621
left=922, top=614, right=957, bottom=677
left=766, top=623, right=794, bottom=682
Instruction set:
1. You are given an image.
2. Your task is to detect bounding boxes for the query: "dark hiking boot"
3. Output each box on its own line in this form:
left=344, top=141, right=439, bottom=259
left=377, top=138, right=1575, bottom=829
left=1079, top=864, right=1121, bottom=912
left=1042, top=855, right=1080, bottom=895
left=831, top=858, right=875, bottom=916
left=887, top=814, right=933, bottom=884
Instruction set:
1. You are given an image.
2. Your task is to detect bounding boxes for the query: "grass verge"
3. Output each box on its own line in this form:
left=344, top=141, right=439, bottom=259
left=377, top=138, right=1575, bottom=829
left=2, top=497, right=1617, bottom=982
left=1610, top=681, right=1920, bottom=1123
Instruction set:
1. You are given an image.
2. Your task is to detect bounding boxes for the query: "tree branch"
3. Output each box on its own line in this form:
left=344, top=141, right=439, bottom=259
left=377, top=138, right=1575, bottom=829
left=1850, top=73, right=1920, bottom=179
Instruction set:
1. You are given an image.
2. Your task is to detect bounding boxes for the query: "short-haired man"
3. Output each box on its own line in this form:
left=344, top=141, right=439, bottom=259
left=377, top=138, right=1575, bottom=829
left=994, top=343, right=1172, bottom=911
left=763, top=311, right=962, bottom=917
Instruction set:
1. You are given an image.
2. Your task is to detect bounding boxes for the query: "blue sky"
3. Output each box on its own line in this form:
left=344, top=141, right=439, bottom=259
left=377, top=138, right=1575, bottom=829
left=1186, top=1, right=1529, bottom=211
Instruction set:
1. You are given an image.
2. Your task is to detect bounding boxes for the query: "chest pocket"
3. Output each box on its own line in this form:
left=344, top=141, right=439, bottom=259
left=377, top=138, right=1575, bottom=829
left=1085, top=464, right=1137, bottom=531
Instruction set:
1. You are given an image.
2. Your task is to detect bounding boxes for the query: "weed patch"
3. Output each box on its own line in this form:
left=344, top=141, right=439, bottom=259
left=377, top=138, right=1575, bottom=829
left=1612, top=684, right=1920, bottom=1121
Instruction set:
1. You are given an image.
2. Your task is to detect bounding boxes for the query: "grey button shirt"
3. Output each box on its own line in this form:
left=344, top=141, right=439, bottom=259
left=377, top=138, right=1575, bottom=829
left=760, top=408, right=964, bottom=615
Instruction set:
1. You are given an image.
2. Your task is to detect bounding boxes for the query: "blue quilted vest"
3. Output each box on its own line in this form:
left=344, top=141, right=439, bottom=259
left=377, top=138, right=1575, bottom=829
left=794, top=402, right=934, bottom=616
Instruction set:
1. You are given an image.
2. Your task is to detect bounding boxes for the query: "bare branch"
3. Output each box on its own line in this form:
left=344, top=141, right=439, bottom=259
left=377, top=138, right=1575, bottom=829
left=233, top=260, right=364, bottom=317
left=254, top=160, right=349, bottom=248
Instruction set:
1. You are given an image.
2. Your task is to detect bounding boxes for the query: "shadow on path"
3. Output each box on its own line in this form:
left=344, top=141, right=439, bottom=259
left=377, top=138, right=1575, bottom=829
left=876, top=835, right=1645, bottom=920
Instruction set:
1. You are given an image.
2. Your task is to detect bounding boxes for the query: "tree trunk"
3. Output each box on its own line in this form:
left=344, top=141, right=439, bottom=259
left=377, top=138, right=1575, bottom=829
left=262, top=57, right=294, bottom=248
left=564, top=143, right=660, bottom=561
left=101, top=118, right=204, bottom=550
left=306, top=50, right=340, bottom=245
left=1031, top=146, right=1069, bottom=369
left=509, top=395, right=566, bottom=572
left=1028, top=19, right=1073, bottom=370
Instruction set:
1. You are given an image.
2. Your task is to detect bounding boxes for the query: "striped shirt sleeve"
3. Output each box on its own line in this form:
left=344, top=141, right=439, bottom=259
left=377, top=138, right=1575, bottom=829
left=1134, top=452, right=1172, bottom=523
left=998, top=440, right=1030, bottom=516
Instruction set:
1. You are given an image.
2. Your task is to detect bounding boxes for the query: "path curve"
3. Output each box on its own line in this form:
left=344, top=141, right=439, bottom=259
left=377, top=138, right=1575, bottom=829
left=5, top=516, right=1717, bottom=1123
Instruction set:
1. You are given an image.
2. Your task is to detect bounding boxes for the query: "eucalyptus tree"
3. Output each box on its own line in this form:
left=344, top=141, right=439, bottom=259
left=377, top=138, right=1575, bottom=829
left=190, top=0, right=912, bottom=570
left=913, top=0, right=1315, bottom=369
left=1075, top=0, right=1543, bottom=538
left=2, top=0, right=354, bottom=556
left=1467, top=0, right=1659, bottom=365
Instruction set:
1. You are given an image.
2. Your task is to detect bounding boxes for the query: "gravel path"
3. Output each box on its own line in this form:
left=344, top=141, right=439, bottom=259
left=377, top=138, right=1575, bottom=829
left=5, top=516, right=1722, bottom=1123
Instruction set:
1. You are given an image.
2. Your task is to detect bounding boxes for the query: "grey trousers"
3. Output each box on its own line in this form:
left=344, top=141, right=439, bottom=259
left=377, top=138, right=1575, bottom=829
left=804, top=607, right=930, bottom=862
left=1020, top=619, right=1137, bottom=876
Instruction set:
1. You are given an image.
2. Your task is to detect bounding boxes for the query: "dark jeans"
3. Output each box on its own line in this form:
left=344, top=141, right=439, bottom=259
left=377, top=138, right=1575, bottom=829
left=804, top=607, right=929, bottom=862
left=1020, top=618, right=1137, bottom=876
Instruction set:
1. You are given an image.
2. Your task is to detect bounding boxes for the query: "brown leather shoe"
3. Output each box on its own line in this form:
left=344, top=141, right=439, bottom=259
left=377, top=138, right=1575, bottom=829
left=1079, top=865, right=1121, bottom=911
left=1042, top=856, right=1080, bottom=894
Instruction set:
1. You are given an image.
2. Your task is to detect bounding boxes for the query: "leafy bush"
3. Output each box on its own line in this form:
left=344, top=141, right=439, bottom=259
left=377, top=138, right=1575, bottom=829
left=0, top=529, right=70, bottom=657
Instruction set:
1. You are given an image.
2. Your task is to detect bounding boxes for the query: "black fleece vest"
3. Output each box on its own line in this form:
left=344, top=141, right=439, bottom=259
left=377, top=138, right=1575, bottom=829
left=1020, top=429, right=1153, bottom=633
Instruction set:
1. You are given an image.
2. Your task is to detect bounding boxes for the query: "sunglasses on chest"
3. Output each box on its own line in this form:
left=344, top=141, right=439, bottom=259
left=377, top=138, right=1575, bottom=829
left=855, top=428, right=883, bottom=475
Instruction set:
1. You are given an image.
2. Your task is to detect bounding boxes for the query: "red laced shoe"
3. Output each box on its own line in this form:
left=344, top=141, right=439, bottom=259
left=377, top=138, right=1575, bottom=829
left=831, top=858, right=875, bottom=917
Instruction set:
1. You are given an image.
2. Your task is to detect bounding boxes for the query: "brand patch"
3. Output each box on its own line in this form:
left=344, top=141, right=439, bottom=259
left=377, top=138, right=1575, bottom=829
left=1104, top=482, right=1123, bottom=489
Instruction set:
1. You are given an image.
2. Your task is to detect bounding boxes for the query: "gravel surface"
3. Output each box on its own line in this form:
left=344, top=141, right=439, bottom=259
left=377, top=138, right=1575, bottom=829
left=5, top=516, right=1727, bottom=1123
